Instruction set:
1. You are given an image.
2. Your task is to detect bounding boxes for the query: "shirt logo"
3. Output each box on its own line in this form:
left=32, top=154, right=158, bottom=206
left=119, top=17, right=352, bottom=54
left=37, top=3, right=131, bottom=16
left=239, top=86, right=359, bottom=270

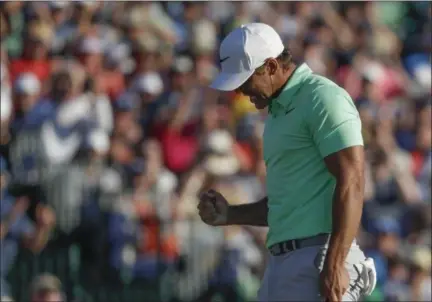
left=285, top=108, right=295, bottom=115
left=220, top=56, right=230, bottom=63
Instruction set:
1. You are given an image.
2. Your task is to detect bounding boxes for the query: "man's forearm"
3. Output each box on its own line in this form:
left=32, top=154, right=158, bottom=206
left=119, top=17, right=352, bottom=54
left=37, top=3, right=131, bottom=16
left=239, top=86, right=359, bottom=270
left=226, top=196, right=268, bottom=226
left=324, top=178, right=363, bottom=269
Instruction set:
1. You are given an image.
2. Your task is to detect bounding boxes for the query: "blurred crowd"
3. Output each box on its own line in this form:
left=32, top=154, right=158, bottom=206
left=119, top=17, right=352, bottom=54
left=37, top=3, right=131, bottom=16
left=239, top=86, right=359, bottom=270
left=0, top=1, right=431, bottom=302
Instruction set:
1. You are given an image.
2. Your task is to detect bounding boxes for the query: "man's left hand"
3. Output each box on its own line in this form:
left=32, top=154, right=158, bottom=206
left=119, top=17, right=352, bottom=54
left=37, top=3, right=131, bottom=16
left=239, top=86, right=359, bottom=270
left=320, top=264, right=350, bottom=302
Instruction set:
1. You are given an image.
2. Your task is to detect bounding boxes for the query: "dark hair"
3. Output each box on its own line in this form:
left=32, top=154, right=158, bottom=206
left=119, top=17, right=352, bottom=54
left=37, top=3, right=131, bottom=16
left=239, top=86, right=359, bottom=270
left=276, top=48, right=293, bottom=69
left=256, top=48, right=293, bottom=73
left=51, top=71, right=72, bottom=88
left=84, top=76, right=95, bottom=93
left=50, top=71, right=72, bottom=103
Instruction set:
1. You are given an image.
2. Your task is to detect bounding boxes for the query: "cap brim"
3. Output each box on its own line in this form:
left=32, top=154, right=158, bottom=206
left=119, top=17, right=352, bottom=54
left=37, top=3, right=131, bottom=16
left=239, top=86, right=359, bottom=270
left=209, top=70, right=254, bottom=91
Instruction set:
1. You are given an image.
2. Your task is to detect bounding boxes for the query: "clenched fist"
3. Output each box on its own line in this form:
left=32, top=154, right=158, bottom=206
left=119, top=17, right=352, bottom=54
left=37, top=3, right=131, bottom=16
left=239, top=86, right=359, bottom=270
left=197, top=189, right=229, bottom=226
left=35, top=204, right=56, bottom=229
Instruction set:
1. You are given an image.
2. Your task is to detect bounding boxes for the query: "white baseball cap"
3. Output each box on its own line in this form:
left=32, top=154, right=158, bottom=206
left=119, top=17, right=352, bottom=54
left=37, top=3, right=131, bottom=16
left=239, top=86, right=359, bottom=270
left=210, top=23, right=285, bottom=91
left=80, top=37, right=103, bottom=54
left=134, top=72, right=164, bottom=95
left=14, top=72, right=41, bottom=95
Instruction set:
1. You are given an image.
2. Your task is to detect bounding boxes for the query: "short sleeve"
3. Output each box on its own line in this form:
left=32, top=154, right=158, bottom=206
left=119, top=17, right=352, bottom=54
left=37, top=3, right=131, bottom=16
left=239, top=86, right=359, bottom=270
left=305, top=86, right=363, bottom=158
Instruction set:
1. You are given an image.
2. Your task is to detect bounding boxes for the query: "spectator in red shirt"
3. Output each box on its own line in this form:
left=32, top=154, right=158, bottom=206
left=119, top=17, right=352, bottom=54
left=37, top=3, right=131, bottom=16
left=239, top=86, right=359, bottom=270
left=9, top=30, right=51, bottom=85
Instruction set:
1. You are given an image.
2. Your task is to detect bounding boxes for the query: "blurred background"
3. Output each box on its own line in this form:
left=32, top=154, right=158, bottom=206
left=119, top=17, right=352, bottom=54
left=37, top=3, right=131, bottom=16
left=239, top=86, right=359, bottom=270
left=0, top=1, right=430, bottom=302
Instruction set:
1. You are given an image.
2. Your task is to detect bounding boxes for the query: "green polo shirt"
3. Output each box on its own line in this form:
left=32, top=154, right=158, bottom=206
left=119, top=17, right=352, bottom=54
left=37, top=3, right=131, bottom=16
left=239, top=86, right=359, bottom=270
left=263, top=63, right=363, bottom=248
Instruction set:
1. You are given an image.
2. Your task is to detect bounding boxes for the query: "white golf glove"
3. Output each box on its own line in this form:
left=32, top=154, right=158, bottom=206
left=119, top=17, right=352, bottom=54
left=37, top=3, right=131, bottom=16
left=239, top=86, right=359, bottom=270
left=354, top=257, right=377, bottom=296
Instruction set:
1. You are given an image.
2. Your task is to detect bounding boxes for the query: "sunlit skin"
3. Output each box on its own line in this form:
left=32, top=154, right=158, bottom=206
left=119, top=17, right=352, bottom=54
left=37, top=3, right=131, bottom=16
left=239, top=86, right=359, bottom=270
left=234, top=58, right=297, bottom=110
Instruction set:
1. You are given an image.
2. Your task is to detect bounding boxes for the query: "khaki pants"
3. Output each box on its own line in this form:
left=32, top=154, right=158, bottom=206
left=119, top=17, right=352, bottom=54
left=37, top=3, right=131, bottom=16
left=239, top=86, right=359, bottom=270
left=258, top=240, right=370, bottom=301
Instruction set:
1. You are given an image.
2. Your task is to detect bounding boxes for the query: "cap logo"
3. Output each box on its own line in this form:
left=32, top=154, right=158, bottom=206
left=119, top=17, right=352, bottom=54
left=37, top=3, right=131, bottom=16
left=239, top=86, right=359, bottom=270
left=219, top=56, right=230, bottom=63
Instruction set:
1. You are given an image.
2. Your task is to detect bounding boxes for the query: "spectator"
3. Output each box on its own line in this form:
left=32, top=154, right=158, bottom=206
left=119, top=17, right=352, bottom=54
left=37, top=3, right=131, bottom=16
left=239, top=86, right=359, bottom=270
left=132, top=71, right=164, bottom=136
left=383, top=256, right=411, bottom=301
left=8, top=29, right=52, bottom=84
left=410, top=247, right=432, bottom=301
left=40, top=70, right=96, bottom=165
left=1, top=2, right=25, bottom=58
left=100, top=43, right=128, bottom=101
left=0, top=157, right=56, bottom=300
left=135, top=139, right=178, bottom=221
left=11, top=73, right=43, bottom=133
left=155, top=56, right=203, bottom=175
left=29, top=273, right=64, bottom=302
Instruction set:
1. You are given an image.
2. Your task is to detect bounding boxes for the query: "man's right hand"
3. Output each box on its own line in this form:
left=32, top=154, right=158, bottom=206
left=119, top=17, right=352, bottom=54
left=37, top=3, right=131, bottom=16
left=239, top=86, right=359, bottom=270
left=197, top=189, right=229, bottom=226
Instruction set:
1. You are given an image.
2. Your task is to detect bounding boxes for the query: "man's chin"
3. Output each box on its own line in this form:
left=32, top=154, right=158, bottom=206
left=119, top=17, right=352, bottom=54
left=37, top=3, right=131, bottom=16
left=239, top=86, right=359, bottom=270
left=252, top=101, right=268, bottom=110
left=249, top=96, right=269, bottom=110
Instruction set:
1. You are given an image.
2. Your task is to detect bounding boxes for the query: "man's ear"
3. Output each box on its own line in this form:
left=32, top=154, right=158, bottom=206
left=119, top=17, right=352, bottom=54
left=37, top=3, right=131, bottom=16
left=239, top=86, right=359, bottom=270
left=267, top=58, right=278, bottom=76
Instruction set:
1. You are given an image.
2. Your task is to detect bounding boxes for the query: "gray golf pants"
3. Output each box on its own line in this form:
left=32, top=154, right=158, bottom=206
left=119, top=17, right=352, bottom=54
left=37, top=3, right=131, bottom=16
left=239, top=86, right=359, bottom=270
left=257, top=240, right=367, bottom=301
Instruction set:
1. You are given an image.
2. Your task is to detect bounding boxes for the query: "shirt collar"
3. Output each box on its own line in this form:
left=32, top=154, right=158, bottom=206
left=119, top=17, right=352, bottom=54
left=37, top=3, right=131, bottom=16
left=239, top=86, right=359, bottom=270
left=271, top=63, right=313, bottom=110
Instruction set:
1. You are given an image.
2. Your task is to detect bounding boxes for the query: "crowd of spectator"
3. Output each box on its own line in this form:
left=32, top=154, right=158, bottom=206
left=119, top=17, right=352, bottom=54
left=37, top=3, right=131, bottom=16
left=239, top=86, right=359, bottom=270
left=0, top=1, right=431, bottom=302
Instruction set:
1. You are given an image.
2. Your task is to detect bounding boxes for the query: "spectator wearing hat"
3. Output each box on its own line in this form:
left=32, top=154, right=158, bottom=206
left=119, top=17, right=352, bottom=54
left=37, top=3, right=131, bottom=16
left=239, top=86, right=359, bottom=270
left=29, top=273, right=64, bottom=302
left=11, top=73, right=45, bottom=131
left=13, top=72, right=41, bottom=106
left=129, top=34, right=160, bottom=78
left=154, top=56, right=203, bottom=175
left=176, top=129, right=242, bottom=219
left=8, top=73, right=55, bottom=185
left=100, top=43, right=128, bottom=100
left=191, top=19, right=219, bottom=86
left=410, top=247, right=432, bottom=301
left=77, top=36, right=104, bottom=76
left=39, top=70, right=95, bottom=165
left=201, top=130, right=241, bottom=178
left=82, top=76, right=114, bottom=135
left=112, top=93, right=143, bottom=147
left=132, top=72, right=164, bottom=135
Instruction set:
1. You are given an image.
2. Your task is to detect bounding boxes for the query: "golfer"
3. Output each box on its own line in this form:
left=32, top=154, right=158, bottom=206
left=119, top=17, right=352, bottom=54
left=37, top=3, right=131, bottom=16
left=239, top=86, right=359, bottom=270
left=198, top=23, right=377, bottom=302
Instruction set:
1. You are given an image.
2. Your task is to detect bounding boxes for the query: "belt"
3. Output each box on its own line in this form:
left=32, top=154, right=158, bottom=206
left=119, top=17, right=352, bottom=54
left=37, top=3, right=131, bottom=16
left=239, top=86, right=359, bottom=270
left=269, top=233, right=330, bottom=256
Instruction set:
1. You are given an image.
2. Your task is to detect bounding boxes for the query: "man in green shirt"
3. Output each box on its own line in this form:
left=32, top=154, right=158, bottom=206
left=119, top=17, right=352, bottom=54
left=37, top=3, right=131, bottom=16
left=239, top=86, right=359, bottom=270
left=198, top=23, right=377, bottom=301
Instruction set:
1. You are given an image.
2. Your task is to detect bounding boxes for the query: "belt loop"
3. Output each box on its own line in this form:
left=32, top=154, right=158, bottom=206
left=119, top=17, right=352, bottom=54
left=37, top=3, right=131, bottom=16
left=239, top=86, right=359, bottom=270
left=282, top=242, right=287, bottom=253
left=292, top=240, right=297, bottom=250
